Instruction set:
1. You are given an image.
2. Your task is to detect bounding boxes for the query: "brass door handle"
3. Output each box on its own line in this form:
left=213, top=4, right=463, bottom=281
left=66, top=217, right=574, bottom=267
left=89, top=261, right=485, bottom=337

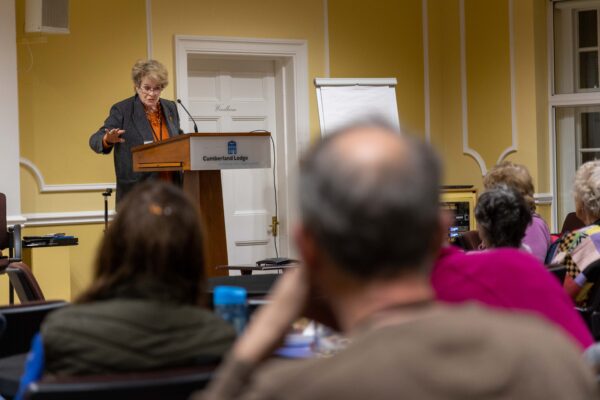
left=269, top=216, right=280, bottom=237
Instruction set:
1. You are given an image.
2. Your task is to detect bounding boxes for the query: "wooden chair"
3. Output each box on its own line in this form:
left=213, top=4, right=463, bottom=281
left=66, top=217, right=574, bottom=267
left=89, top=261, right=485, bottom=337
left=23, top=366, right=215, bottom=400
left=4, top=262, right=45, bottom=303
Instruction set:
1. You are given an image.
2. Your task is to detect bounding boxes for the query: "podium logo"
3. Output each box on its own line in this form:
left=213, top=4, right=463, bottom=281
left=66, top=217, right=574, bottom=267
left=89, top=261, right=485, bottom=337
left=228, top=141, right=237, bottom=155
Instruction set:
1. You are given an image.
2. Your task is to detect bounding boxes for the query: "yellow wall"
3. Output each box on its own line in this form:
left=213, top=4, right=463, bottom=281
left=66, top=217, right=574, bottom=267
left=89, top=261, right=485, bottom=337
left=16, top=0, right=146, bottom=300
left=465, top=0, right=512, bottom=166
left=15, top=0, right=554, bottom=303
left=17, top=0, right=147, bottom=187
left=15, top=0, right=326, bottom=301
left=328, top=0, right=550, bottom=222
left=328, top=0, right=425, bottom=137
left=151, top=0, right=325, bottom=139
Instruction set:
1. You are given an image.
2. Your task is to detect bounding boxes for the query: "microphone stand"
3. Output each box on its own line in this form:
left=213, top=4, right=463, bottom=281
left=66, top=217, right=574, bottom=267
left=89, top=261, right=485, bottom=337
left=177, top=99, right=199, bottom=133
left=102, top=188, right=113, bottom=232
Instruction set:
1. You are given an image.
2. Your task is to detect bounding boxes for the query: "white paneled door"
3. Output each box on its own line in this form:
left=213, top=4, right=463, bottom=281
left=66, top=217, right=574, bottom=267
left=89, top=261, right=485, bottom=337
left=186, top=56, right=278, bottom=266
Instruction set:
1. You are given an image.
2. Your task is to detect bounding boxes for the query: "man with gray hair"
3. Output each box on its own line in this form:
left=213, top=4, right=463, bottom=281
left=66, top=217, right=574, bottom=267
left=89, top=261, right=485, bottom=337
left=198, top=122, right=597, bottom=399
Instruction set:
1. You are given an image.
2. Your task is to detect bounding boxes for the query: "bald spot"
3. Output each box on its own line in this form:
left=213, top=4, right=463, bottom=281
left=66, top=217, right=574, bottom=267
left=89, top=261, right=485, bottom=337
left=327, top=126, right=410, bottom=175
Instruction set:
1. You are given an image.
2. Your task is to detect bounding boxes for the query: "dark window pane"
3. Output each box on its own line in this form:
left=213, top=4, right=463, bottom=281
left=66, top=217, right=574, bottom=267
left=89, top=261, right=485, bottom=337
left=582, top=112, right=600, bottom=148
left=580, top=51, right=599, bottom=88
left=582, top=151, right=600, bottom=164
left=579, top=10, right=598, bottom=48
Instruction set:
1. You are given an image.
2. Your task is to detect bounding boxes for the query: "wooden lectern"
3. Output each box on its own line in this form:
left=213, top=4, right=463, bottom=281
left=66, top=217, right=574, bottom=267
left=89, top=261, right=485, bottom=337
left=131, top=132, right=271, bottom=278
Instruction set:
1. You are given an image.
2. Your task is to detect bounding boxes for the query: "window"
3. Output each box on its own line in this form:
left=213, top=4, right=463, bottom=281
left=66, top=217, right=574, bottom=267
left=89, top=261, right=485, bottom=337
left=579, top=110, right=600, bottom=161
left=555, top=106, right=600, bottom=222
left=577, top=10, right=599, bottom=90
left=554, top=2, right=600, bottom=93
left=551, top=1, right=600, bottom=227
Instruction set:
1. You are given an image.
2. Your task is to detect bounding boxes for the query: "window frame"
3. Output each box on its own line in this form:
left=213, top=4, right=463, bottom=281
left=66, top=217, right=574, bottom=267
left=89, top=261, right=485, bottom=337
left=549, top=0, right=600, bottom=231
left=574, top=8, right=600, bottom=92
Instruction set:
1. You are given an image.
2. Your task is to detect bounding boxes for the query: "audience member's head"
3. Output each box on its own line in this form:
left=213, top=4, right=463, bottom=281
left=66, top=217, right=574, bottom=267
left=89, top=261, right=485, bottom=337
left=475, top=185, right=532, bottom=249
left=484, top=161, right=536, bottom=211
left=78, top=181, right=205, bottom=305
left=298, top=119, right=442, bottom=280
left=573, top=160, right=600, bottom=225
left=583, top=343, right=600, bottom=374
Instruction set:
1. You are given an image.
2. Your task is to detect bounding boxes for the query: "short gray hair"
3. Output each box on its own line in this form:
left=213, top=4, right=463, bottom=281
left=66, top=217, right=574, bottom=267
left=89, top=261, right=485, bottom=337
left=574, top=160, right=600, bottom=219
left=299, top=121, right=441, bottom=279
left=131, top=59, right=168, bottom=89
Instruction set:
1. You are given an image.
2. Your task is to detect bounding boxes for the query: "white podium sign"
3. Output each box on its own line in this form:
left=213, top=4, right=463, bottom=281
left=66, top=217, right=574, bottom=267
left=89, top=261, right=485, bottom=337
left=189, top=135, right=271, bottom=170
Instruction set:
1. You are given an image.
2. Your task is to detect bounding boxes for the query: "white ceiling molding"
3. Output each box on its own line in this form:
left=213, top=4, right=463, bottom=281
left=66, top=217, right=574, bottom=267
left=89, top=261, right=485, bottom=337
left=497, top=0, right=518, bottom=163
left=23, top=210, right=115, bottom=227
left=20, top=157, right=115, bottom=193
left=459, top=0, right=487, bottom=176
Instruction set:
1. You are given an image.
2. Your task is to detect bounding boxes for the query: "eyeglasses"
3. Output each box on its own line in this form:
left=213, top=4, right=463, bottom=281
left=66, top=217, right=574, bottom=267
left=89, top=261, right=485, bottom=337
left=139, top=85, right=163, bottom=94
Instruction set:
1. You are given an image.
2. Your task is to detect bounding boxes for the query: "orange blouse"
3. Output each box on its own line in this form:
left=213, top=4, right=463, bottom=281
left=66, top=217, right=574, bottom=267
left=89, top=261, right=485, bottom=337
left=145, top=105, right=173, bottom=182
left=146, top=106, right=170, bottom=142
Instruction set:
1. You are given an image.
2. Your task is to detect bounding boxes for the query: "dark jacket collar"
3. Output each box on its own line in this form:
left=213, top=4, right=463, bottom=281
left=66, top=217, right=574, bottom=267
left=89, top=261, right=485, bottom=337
left=160, top=98, right=179, bottom=136
left=132, top=94, right=154, bottom=143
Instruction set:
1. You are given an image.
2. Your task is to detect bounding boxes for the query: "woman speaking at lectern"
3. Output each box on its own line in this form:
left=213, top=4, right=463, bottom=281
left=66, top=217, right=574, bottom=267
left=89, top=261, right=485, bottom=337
left=89, top=59, right=183, bottom=204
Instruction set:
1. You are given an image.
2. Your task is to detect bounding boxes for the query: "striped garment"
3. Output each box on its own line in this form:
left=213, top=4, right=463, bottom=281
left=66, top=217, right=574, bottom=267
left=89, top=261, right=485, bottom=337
left=550, top=224, right=600, bottom=304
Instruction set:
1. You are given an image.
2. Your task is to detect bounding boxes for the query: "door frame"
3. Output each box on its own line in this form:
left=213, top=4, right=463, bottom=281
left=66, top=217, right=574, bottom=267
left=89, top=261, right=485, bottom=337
left=174, top=35, right=310, bottom=257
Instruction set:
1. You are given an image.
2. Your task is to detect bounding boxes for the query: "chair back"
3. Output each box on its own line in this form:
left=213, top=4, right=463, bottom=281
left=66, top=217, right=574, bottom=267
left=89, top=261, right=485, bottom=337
left=6, top=262, right=45, bottom=303
left=0, top=301, right=67, bottom=358
left=24, top=366, right=214, bottom=400
left=207, top=274, right=279, bottom=314
left=206, top=274, right=278, bottom=297
left=575, top=260, right=600, bottom=340
left=0, top=192, right=22, bottom=261
left=561, top=212, right=585, bottom=235
left=453, top=230, right=482, bottom=251
left=547, top=264, right=567, bottom=285
left=0, top=193, right=7, bottom=251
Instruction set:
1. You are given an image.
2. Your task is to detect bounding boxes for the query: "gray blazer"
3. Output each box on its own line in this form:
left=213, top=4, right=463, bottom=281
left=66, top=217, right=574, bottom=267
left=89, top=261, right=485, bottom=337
left=89, top=95, right=183, bottom=203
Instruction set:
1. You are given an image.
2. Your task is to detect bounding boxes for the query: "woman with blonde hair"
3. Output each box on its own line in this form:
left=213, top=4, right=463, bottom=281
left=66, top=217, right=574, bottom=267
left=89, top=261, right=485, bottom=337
left=483, top=161, right=551, bottom=261
left=89, top=59, right=183, bottom=204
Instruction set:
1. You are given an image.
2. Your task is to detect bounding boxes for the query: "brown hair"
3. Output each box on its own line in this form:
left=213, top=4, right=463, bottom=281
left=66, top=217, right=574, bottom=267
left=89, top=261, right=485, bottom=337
left=483, top=161, right=536, bottom=211
left=77, top=181, right=206, bottom=305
